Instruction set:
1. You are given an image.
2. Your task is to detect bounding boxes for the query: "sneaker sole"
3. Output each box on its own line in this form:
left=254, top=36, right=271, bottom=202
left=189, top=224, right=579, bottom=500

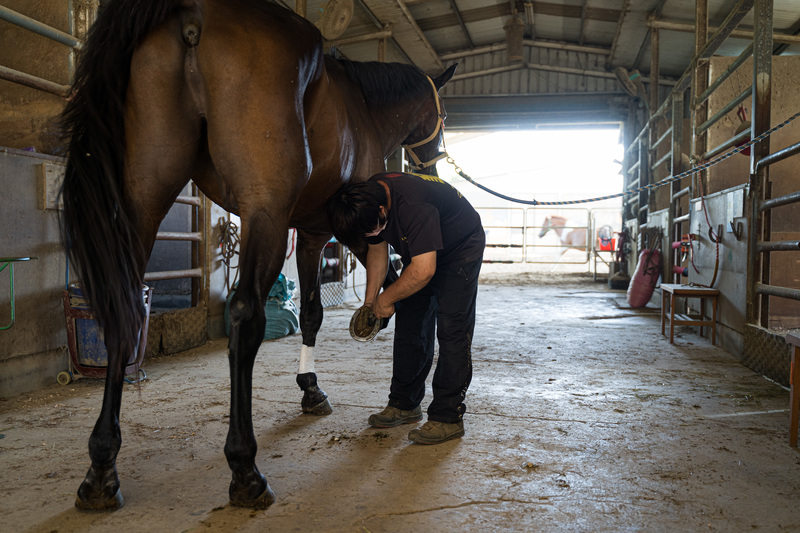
left=409, top=429, right=465, bottom=445
left=368, top=415, right=423, bottom=428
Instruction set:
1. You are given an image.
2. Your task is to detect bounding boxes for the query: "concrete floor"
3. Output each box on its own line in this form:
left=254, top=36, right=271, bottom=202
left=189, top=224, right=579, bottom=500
left=1, top=270, right=799, bottom=532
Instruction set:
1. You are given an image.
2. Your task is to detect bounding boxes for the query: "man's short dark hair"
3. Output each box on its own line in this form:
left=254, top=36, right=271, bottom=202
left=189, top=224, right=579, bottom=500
left=326, top=180, right=387, bottom=250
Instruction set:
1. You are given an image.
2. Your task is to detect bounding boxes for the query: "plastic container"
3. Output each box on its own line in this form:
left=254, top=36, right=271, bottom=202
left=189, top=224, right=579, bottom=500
left=60, top=283, right=152, bottom=382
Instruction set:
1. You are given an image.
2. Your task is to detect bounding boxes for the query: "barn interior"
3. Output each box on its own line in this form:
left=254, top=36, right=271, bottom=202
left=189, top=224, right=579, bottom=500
left=1, top=0, right=799, bottom=530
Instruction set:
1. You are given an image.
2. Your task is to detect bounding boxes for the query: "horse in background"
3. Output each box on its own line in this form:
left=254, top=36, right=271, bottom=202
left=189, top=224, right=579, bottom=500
left=538, top=215, right=588, bottom=257
left=60, top=0, right=455, bottom=511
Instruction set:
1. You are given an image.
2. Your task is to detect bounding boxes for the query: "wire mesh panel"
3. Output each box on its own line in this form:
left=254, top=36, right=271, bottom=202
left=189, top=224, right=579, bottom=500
left=320, top=281, right=345, bottom=308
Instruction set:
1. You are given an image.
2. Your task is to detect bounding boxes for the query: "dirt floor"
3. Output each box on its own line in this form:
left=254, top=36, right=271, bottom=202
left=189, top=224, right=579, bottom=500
left=2, top=269, right=800, bottom=532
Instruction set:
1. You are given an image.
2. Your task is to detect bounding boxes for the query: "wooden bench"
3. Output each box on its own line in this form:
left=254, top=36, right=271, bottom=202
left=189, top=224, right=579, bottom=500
left=660, top=284, right=720, bottom=345
left=786, top=332, right=800, bottom=448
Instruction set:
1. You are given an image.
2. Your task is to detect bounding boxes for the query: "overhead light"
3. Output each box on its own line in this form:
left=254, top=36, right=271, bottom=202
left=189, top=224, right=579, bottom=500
left=524, top=2, right=535, bottom=26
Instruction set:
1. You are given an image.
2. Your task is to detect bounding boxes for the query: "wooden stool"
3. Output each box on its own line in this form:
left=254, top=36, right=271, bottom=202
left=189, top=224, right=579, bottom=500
left=786, top=332, right=800, bottom=448
left=660, top=284, right=720, bottom=345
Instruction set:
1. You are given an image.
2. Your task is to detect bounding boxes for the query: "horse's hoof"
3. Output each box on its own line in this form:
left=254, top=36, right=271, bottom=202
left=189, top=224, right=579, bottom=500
left=251, top=483, right=276, bottom=510
left=302, top=396, right=333, bottom=416
left=75, top=488, right=124, bottom=511
left=300, top=382, right=333, bottom=415
left=229, top=475, right=275, bottom=510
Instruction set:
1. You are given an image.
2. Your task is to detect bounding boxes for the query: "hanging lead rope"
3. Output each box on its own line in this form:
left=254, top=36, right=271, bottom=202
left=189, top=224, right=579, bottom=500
left=445, top=108, right=800, bottom=206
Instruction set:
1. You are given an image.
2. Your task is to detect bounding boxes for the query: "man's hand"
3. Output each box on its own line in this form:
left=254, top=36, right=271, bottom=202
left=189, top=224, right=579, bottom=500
left=373, top=293, right=395, bottom=319
left=374, top=251, right=437, bottom=318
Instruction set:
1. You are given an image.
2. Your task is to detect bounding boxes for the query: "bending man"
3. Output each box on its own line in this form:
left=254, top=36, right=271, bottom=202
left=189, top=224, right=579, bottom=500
left=327, top=171, right=485, bottom=444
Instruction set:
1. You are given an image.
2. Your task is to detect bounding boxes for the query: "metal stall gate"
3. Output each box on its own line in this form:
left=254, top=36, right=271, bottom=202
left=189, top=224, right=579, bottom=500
left=620, top=0, right=800, bottom=384
left=478, top=206, right=620, bottom=274
left=744, top=0, right=800, bottom=381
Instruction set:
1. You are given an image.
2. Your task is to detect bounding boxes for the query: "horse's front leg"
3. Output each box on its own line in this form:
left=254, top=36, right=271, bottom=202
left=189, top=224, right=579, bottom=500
left=294, top=230, right=333, bottom=415
left=225, top=210, right=286, bottom=509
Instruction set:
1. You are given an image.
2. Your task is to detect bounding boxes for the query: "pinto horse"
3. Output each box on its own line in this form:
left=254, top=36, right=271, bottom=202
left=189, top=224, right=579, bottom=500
left=60, top=0, right=455, bottom=511
left=538, top=215, right=588, bottom=257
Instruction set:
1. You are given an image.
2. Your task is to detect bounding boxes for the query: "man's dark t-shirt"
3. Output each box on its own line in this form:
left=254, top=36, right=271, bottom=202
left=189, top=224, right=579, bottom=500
left=366, top=172, right=485, bottom=266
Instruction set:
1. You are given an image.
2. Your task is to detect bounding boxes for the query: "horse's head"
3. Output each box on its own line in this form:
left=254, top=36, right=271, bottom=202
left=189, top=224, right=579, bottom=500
left=538, top=217, right=553, bottom=238
left=402, top=64, right=457, bottom=176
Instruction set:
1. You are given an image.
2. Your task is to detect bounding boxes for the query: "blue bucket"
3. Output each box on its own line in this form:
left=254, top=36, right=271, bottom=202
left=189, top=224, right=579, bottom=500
left=68, top=284, right=149, bottom=367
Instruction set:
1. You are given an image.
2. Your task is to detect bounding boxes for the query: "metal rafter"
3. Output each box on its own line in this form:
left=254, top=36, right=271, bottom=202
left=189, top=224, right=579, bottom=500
left=609, top=0, right=632, bottom=66
left=648, top=17, right=800, bottom=47
left=358, top=0, right=442, bottom=70
left=440, top=39, right=612, bottom=61
left=773, top=16, right=800, bottom=54
left=632, top=0, right=668, bottom=71
left=448, top=0, right=474, bottom=49
left=353, top=0, right=414, bottom=64
left=414, top=2, right=619, bottom=33
left=579, top=0, right=589, bottom=45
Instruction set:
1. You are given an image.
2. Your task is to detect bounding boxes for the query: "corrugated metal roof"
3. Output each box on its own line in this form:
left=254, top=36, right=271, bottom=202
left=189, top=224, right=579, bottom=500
left=307, top=0, right=799, bottom=70
left=299, top=0, right=799, bottom=127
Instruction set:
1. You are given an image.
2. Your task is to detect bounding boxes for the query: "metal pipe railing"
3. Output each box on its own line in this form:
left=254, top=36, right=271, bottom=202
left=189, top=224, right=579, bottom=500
left=0, top=5, right=81, bottom=97
left=755, top=140, right=800, bottom=173
left=0, top=64, right=69, bottom=97
left=651, top=152, right=671, bottom=172
left=652, top=126, right=673, bottom=150
left=697, top=86, right=752, bottom=134
left=703, top=128, right=750, bottom=160
left=672, top=186, right=691, bottom=201
left=759, top=190, right=800, bottom=213
left=175, top=195, right=202, bottom=207
left=156, top=231, right=202, bottom=242
left=755, top=283, right=800, bottom=302
left=144, top=190, right=207, bottom=291
left=696, top=43, right=753, bottom=105
left=756, top=240, right=800, bottom=253
left=144, top=268, right=203, bottom=282
left=0, top=5, right=82, bottom=49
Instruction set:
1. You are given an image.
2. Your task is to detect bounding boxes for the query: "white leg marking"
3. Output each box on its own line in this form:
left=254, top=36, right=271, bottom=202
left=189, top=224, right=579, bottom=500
left=299, top=344, right=315, bottom=374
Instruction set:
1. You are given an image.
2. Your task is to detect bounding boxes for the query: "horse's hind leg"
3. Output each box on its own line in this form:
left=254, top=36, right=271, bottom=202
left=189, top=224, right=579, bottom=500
left=295, top=230, right=333, bottom=415
left=74, top=17, right=202, bottom=511
left=224, top=211, right=286, bottom=508
left=201, top=77, right=303, bottom=514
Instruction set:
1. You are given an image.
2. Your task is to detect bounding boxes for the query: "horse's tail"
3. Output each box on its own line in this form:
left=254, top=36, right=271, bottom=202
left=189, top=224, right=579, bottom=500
left=59, top=0, right=184, bottom=358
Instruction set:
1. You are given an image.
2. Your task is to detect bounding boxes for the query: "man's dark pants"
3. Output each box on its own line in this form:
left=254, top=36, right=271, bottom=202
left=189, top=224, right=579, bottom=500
left=387, top=256, right=482, bottom=424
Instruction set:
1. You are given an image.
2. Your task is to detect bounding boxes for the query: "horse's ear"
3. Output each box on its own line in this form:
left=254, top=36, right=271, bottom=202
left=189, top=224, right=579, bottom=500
left=432, top=63, right=458, bottom=91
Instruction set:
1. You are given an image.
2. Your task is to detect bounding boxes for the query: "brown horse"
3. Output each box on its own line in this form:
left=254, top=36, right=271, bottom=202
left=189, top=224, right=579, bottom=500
left=59, top=0, right=455, bottom=511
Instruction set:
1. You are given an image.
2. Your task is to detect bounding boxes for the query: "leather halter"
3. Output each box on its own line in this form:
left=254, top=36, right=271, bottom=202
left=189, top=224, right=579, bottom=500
left=402, top=76, right=447, bottom=171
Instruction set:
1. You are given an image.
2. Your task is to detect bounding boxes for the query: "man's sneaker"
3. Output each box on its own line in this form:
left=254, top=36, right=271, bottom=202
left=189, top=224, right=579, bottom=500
left=368, top=405, right=423, bottom=428
left=408, top=420, right=464, bottom=444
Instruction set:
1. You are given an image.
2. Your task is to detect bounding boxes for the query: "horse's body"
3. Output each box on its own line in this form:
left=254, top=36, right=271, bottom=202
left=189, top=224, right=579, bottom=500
left=60, top=0, right=453, bottom=511
left=538, top=215, right=588, bottom=256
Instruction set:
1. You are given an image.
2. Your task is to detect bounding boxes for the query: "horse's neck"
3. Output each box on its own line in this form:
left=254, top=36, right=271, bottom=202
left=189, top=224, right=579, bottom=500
left=548, top=216, right=567, bottom=236
left=371, top=102, right=426, bottom=159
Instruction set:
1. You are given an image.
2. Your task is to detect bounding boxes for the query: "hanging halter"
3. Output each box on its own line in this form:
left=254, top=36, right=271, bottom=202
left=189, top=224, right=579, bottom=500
left=402, top=76, right=447, bottom=171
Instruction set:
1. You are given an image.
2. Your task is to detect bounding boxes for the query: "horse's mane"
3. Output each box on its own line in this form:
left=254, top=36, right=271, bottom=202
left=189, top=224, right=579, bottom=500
left=336, top=59, right=430, bottom=108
